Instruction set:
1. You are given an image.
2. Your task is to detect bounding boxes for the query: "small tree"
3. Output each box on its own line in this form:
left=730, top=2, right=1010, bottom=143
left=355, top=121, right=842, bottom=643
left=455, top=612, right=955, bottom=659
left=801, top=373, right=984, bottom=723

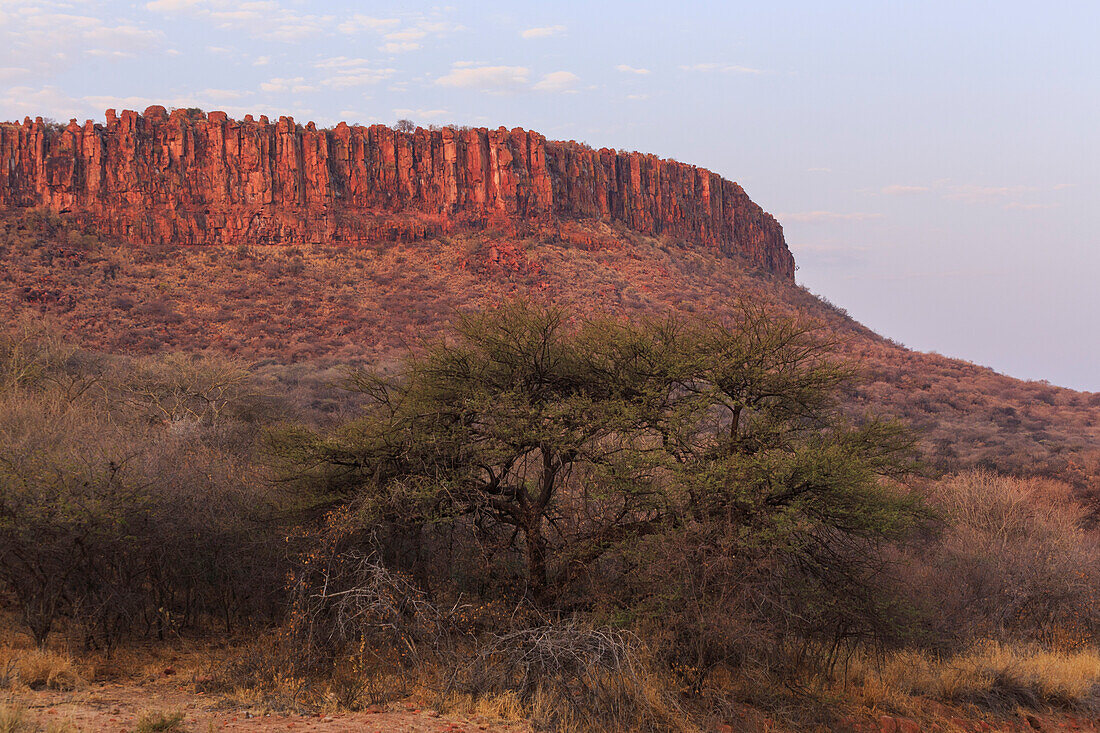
left=393, top=119, right=415, bottom=133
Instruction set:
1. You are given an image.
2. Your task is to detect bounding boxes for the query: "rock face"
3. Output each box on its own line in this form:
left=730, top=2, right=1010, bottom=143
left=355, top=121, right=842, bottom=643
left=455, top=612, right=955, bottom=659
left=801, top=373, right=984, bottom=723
left=0, top=107, right=794, bottom=280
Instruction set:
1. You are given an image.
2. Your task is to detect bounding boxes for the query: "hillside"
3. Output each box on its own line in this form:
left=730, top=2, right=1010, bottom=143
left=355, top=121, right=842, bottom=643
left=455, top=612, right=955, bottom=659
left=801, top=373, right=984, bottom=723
left=0, top=203, right=1097, bottom=496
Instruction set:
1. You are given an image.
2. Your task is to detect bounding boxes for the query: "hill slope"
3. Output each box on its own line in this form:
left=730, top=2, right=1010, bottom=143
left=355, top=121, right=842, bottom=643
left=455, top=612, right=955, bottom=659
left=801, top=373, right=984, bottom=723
left=1, top=207, right=1097, bottom=495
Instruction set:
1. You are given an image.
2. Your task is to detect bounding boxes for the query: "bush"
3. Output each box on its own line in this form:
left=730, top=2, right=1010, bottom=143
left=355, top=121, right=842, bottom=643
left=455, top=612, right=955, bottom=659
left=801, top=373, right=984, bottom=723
left=0, top=338, right=288, bottom=647
left=455, top=623, right=683, bottom=731
left=913, top=471, right=1100, bottom=648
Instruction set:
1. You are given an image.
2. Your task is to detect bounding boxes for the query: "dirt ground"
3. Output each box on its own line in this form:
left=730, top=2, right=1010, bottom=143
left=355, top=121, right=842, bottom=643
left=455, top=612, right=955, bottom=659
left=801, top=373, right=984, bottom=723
left=12, top=679, right=1100, bottom=733
left=10, top=680, right=533, bottom=733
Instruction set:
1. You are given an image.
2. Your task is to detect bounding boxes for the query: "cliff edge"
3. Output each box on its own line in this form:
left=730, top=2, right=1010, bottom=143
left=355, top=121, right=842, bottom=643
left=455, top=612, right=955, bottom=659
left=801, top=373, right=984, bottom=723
left=0, top=106, right=794, bottom=280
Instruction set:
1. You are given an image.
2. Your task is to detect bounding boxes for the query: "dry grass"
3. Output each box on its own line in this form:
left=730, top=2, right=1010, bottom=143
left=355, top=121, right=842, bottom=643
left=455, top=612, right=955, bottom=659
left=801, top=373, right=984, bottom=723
left=0, top=704, right=29, bottom=733
left=133, top=710, right=186, bottom=733
left=839, top=641, right=1100, bottom=715
left=0, top=647, right=85, bottom=692
left=0, top=703, right=76, bottom=733
left=438, top=690, right=528, bottom=722
left=440, top=681, right=696, bottom=733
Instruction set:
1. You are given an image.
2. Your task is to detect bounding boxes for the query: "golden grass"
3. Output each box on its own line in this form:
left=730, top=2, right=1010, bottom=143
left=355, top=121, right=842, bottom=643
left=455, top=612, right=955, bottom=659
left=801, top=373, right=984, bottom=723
left=439, top=690, right=528, bottom=721
left=133, top=711, right=186, bottom=733
left=0, top=702, right=84, bottom=733
left=0, top=647, right=85, bottom=692
left=839, top=641, right=1100, bottom=713
left=0, top=704, right=29, bottom=733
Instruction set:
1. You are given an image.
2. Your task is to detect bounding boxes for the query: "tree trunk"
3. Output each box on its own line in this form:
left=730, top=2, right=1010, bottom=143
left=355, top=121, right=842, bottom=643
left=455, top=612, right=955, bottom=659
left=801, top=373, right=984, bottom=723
left=524, top=517, right=550, bottom=606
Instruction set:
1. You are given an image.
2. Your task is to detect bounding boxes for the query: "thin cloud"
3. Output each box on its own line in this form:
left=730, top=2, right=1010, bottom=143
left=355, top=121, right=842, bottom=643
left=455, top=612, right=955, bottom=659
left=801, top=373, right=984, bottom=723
left=380, top=41, right=420, bottom=53
left=145, top=0, right=333, bottom=43
left=434, top=65, right=579, bottom=94
left=145, top=0, right=203, bottom=11
left=338, top=111, right=382, bottom=124
left=1005, top=202, right=1059, bottom=211
left=0, top=85, right=87, bottom=120
left=260, top=77, right=316, bottom=94
left=882, top=184, right=930, bottom=195
left=792, top=242, right=871, bottom=267
left=435, top=65, right=530, bottom=92
left=851, top=267, right=1008, bottom=282
left=878, top=180, right=1056, bottom=204
left=315, top=58, right=396, bottom=89
left=338, top=14, right=400, bottom=34
left=945, top=184, right=1037, bottom=203
left=779, top=211, right=885, bottom=223
left=337, top=13, right=462, bottom=53
left=795, top=243, right=870, bottom=253
left=616, top=64, right=650, bottom=75
left=533, top=71, right=580, bottom=93
left=199, top=88, right=249, bottom=101
left=384, top=29, right=427, bottom=42
left=521, top=25, right=565, bottom=39
left=2, top=6, right=165, bottom=74
left=679, top=62, right=763, bottom=74
left=0, top=67, right=29, bottom=81
left=393, top=107, right=448, bottom=120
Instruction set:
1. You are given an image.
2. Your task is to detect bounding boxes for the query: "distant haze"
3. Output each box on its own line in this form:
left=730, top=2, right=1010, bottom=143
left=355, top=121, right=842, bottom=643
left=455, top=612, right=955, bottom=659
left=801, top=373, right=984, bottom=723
left=2, top=0, right=1096, bottom=390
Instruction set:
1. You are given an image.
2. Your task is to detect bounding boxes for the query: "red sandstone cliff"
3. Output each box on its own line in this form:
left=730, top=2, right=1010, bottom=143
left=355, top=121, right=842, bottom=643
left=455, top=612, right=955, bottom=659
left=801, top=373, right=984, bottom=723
left=0, top=106, right=794, bottom=280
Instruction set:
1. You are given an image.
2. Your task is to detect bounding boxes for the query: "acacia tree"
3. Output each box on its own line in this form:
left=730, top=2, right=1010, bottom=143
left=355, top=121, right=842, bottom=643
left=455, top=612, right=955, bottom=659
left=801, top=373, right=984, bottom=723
left=629, top=306, right=924, bottom=677
left=279, top=302, right=680, bottom=603
left=278, top=300, right=924, bottom=615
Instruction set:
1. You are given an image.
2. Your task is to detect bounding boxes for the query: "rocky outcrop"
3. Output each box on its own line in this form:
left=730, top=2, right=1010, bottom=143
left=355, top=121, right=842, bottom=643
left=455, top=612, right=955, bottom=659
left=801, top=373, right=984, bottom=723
left=0, top=107, right=794, bottom=279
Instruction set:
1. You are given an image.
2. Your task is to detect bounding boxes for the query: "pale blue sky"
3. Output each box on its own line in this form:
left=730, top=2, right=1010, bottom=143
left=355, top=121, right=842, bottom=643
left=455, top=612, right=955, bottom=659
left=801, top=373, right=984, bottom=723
left=2, top=1, right=1097, bottom=390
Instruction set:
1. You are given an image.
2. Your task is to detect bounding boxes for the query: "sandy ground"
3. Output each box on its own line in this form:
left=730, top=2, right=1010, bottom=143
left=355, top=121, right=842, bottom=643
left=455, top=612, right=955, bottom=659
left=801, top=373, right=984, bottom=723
left=11, top=680, right=533, bottom=733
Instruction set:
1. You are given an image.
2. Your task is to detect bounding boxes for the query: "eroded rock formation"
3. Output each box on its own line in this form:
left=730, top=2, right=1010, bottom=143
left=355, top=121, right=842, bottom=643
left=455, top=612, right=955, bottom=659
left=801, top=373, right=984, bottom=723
left=0, top=106, right=794, bottom=279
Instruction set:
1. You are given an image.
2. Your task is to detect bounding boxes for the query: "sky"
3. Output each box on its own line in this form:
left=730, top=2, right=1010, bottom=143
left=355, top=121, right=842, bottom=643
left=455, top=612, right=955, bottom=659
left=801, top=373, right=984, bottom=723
left=1, top=0, right=1097, bottom=391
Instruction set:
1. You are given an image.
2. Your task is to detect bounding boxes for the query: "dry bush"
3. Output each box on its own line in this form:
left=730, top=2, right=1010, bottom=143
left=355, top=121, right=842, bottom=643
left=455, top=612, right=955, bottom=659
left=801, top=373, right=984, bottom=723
left=218, top=511, right=687, bottom=728
left=912, top=471, right=1100, bottom=647
left=208, top=515, right=452, bottom=712
left=283, top=510, right=463, bottom=671
left=0, top=338, right=289, bottom=648
left=452, top=623, right=686, bottom=732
